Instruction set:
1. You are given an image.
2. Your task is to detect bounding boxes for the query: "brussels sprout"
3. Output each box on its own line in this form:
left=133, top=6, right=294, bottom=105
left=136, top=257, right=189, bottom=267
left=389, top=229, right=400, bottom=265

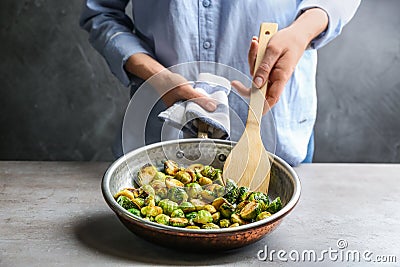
left=141, top=205, right=163, bottom=217
left=211, top=197, right=228, bottom=210
left=248, top=192, right=268, bottom=203
left=134, top=197, right=145, bottom=208
left=198, top=176, right=213, bottom=186
left=150, top=180, right=166, bottom=191
left=144, top=195, right=156, bottom=207
left=116, top=195, right=136, bottom=210
left=125, top=187, right=142, bottom=198
left=174, top=170, right=192, bottom=184
left=193, top=210, right=213, bottom=224
left=114, top=189, right=136, bottom=202
left=200, top=190, right=215, bottom=202
left=223, top=179, right=239, bottom=203
left=127, top=208, right=141, bottom=217
left=185, top=211, right=198, bottom=220
left=219, top=203, right=234, bottom=218
left=167, top=187, right=188, bottom=204
left=186, top=225, right=201, bottom=229
left=164, top=160, right=179, bottom=176
left=202, top=222, right=220, bottom=229
left=137, top=164, right=158, bottom=186
left=187, top=163, right=204, bottom=172
left=235, top=201, right=249, bottom=214
left=213, top=176, right=225, bottom=187
left=179, top=201, right=196, bottom=213
left=256, top=211, right=272, bottom=221
left=141, top=184, right=155, bottom=196
left=155, top=214, right=170, bottom=225
left=266, top=197, right=282, bottom=214
left=210, top=168, right=222, bottom=181
left=202, top=204, right=217, bottom=214
left=152, top=171, right=166, bottom=182
left=155, top=187, right=168, bottom=199
left=185, top=168, right=196, bottom=182
left=212, top=184, right=225, bottom=197
left=158, top=199, right=178, bottom=215
left=212, top=211, right=221, bottom=223
left=201, top=165, right=215, bottom=178
left=231, top=213, right=246, bottom=225
left=229, top=223, right=240, bottom=228
left=185, top=183, right=202, bottom=199
left=171, top=208, right=185, bottom=218
left=190, top=198, right=208, bottom=211
left=169, top=217, right=189, bottom=227
left=240, top=201, right=261, bottom=220
left=165, top=177, right=184, bottom=188
left=219, top=219, right=231, bottom=228
left=237, top=186, right=250, bottom=203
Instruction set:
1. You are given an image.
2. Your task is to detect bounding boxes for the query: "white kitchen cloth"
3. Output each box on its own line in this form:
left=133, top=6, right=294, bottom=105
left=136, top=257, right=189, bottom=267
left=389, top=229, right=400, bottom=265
left=158, top=73, right=231, bottom=139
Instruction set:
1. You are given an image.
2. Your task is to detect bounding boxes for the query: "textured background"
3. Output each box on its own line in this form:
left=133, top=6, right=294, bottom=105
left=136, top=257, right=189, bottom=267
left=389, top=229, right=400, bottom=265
left=0, top=0, right=399, bottom=162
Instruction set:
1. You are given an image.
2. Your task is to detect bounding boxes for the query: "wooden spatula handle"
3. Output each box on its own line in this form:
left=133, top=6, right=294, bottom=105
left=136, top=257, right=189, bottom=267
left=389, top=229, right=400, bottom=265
left=247, top=23, right=278, bottom=129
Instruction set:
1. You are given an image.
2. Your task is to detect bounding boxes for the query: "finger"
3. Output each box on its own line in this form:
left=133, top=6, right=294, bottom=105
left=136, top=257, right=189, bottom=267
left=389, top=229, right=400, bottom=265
left=178, top=85, right=217, bottom=112
left=248, top=37, right=258, bottom=76
left=253, top=42, right=281, bottom=89
left=231, top=80, right=250, bottom=98
left=262, top=79, right=286, bottom=114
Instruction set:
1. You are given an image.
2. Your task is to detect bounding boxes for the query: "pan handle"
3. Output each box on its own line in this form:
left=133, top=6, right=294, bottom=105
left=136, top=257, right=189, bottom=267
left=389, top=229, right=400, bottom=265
left=197, top=120, right=209, bottom=139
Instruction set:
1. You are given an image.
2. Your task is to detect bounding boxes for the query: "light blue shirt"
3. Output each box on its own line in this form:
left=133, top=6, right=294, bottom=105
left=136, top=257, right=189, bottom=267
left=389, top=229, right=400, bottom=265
left=80, top=0, right=360, bottom=166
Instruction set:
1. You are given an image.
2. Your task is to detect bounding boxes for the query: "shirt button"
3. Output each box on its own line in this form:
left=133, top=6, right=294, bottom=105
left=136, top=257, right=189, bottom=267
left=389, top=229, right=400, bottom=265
left=202, top=0, right=211, bottom=7
left=203, top=41, right=211, bottom=49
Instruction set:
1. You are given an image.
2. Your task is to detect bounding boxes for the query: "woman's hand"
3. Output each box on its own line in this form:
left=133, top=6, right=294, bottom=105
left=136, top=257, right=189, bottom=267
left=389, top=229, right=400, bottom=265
left=233, top=8, right=328, bottom=113
left=125, top=53, right=216, bottom=112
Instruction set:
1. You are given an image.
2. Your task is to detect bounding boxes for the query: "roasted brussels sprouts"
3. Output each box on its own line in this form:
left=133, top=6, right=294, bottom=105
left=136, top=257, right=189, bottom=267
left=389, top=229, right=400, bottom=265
left=219, top=203, right=234, bottom=218
left=116, top=195, right=136, bottom=210
left=165, top=177, right=184, bottom=188
left=237, top=186, right=250, bottom=203
left=127, top=208, right=141, bottom=217
left=200, top=190, right=216, bottom=202
left=174, top=170, right=192, bottom=184
left=115, top=161, right=282, bottom=230
left=186, top=225, right=200, bottom=229
left=193, top=210, right=213, bottom=224
left=169, top=217, right=189, bottom=227
left=137, top=164, right=158, bottom=186
left=240, top=201, right=261, bottom=220
left=219, top=219, right=230, bottom=228
left=198, top=176, right=213, bottom=186
left=202, top=204, right=217, bottom=214
left=201, top=165, right=215, bottom=177
left=141, top=205, right=163, bottom=217
left=231, top=213, right=246, bottom=225
left=185, top=183, right=202, bottom=199
left=167, top=187, right=188, bottom=204
left=155, top=214, right=170, bottom=225
left=171, top=208, right=185, bottom=218
left=266, top=197, right=282, bottom=213
left=179, top=201, right=196, bottom=213
left=256, top=211, right=272, bottom=221
left=164, top=160, right=180, bottom=176
left=158, top=199, right=178, bottom=215
left=202, top=222, right=220, bottom=229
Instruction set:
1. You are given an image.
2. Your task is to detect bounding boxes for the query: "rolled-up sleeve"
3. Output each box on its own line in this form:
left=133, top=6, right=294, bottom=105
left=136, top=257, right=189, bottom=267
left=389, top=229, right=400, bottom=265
left=297, top=0, right=361, bottom=49
left=79, top=0, right=154, bottom=86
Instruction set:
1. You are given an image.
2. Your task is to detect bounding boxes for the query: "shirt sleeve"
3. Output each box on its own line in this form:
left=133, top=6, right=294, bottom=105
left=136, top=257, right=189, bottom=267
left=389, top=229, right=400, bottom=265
left=79, top=0, right=154, bottom=87
left=296, top=0, right=361, bottom=49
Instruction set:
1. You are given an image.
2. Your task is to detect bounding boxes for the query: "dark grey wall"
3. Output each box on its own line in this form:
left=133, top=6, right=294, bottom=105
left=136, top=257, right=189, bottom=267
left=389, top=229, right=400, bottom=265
left=0, top=0, right=399, bottom=162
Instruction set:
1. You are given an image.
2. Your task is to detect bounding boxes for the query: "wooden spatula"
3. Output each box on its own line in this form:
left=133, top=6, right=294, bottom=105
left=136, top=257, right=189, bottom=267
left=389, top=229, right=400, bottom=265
left=223, top=23, right=278, bottom=194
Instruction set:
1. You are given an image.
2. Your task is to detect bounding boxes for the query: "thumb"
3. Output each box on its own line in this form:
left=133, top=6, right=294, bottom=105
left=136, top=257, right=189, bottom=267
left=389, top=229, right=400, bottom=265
left=253, top=46, right=280, bottom=88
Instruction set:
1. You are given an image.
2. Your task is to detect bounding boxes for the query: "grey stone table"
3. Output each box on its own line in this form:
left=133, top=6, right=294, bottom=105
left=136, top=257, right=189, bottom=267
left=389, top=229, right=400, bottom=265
left=1, top=162, right=399, bottom=266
